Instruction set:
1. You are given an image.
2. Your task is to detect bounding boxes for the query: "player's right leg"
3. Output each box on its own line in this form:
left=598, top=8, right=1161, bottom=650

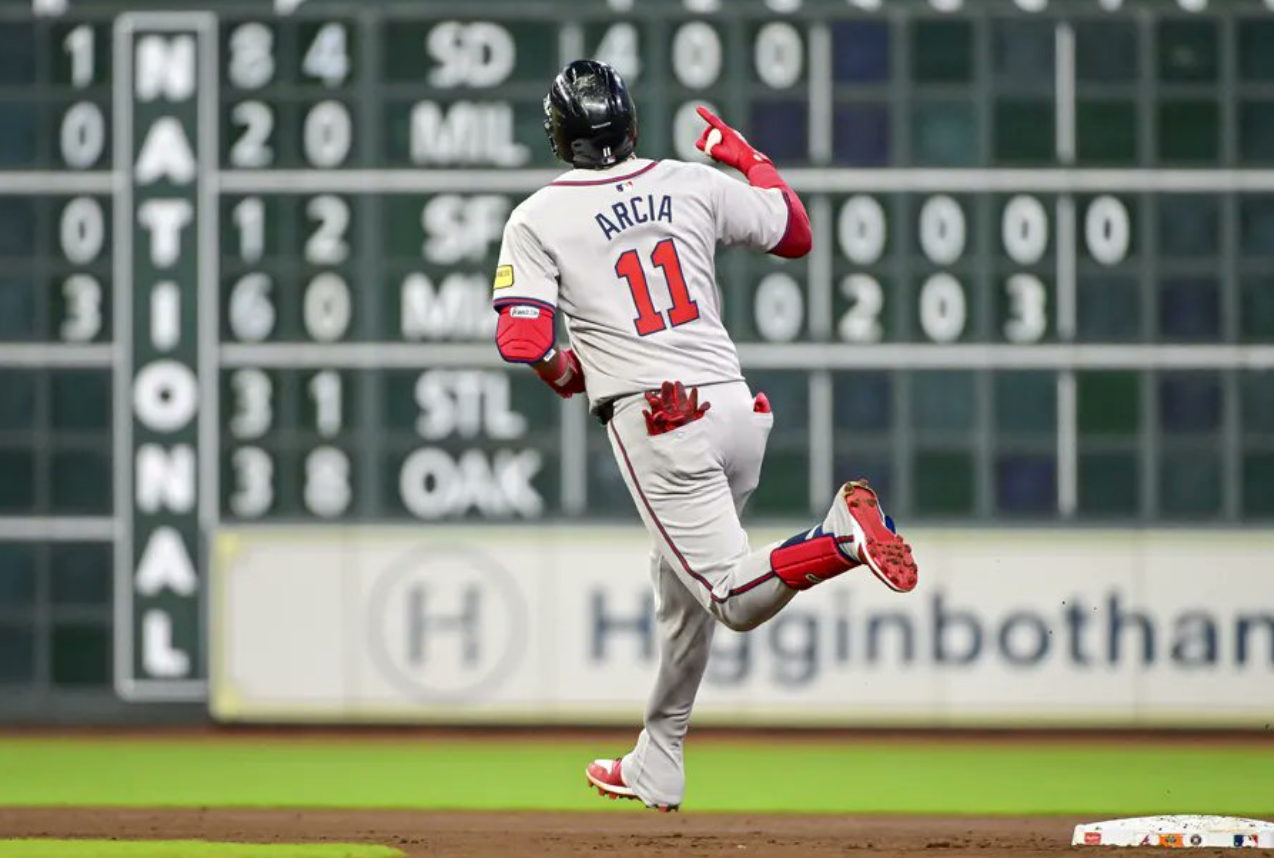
left=768, top=480, right=919, bottom=593
left=606, top=384, right=797, bottom=633
left=815, top=480, right=918, bottom=593
left=606, top=381, right=917, bottom=632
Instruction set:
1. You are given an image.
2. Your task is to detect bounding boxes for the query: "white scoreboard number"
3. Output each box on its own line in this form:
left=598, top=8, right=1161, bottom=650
left=830, top=194, right=1132, bottom=344
left=226, top=21, right=354, bottom=169
left=226, top=366, right=354, bottom=520
left=223, top=180, right=537, bottom=522
left=56, top=25, right=108, bottom=346
left=59, top=197, right=106, bottom=342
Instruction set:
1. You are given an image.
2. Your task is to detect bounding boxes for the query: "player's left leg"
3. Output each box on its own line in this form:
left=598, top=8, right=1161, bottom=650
left=613, top=408, right=782, bottom=808
left=587, top=549, right=712, bottom=810
left=590, top=402, right=775, bottom=810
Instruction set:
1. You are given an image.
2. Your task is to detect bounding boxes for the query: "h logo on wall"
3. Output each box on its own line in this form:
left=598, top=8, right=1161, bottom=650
left=368, top=546, right=528, bottom=702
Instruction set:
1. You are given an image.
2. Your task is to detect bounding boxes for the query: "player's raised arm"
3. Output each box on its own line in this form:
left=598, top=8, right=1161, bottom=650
left=694, top=106, right=812, bottom=259
left=491, top=214, right=586, bottom=399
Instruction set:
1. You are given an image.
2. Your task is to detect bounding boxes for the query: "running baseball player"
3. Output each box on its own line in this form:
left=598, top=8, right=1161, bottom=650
left=492, top=60, right=919, bottom=811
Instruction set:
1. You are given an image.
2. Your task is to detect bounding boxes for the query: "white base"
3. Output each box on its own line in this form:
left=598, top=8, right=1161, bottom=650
left=1073, top=816, right=1274, bottom=848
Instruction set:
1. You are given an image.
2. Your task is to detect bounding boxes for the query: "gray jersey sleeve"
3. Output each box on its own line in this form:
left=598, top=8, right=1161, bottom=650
left=702, top=164, right=790, bottom=252
left=492, top=208, right=560, bottom=310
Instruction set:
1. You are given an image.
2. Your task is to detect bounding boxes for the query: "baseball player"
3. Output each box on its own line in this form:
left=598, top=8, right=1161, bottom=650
left=492, top=60, right=919, bottom=811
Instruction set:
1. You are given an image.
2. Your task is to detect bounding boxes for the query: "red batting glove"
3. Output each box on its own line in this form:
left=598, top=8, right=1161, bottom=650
left=643, top=381, right=711, bottom=436
left=694, top=106, right=771, bottom=175
left=694, top=105, right=812, bottom=258
left=534, top=348, right=586, bottom=399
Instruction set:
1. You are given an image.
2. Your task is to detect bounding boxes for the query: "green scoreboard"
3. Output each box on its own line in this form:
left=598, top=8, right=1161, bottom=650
left=1, top=0, right=1274, bottom=703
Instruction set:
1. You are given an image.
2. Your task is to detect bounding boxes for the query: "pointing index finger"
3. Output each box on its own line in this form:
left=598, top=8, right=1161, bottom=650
left=696, top=105, right=724, bottom=128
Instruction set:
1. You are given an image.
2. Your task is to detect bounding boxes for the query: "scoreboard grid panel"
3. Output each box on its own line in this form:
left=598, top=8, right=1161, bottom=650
left=0, top=0, right=1273, bottom=703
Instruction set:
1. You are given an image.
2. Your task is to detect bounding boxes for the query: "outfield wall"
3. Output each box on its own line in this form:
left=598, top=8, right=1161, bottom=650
left=210, top=527, right=1274, bottom=727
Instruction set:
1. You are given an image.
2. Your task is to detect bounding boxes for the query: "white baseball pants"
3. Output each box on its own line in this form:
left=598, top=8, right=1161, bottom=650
left=605, top=380, right=797, bottom=808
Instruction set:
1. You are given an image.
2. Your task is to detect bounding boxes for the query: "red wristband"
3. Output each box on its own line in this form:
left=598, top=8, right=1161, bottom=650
left=533, top=348, right=586, bottom=398
left=745, top=161, right=784, bottom=189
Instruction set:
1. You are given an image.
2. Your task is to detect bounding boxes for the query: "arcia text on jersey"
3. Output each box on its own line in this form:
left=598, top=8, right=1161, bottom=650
left=595, top=194, right=674, bottom=241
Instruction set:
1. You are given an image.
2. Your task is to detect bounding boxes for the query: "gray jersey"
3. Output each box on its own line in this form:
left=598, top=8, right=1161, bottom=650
left=492, top=157, right=790, bottom=406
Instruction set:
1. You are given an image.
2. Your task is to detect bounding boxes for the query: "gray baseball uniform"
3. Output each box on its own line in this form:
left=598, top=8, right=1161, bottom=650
left=494, top=157, right=800, bottom=808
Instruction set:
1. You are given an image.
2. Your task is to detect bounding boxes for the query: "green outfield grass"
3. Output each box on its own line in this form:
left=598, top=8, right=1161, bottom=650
left=0, top=736, right=1270, bottom=816
left=0, top=843, right=400, bottom=858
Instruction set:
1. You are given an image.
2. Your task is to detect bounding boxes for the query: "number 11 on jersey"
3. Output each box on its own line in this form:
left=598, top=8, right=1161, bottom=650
left=615, top=238, right=699, bottom=336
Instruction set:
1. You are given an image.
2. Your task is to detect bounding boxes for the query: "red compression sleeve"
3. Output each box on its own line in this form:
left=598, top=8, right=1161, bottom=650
left=495, top=303, right=555, bottom=363
left=745, top=162, right=812, bottom=259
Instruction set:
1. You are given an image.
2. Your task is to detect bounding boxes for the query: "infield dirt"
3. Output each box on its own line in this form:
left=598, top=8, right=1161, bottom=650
left=4, top=807, right=1261, bottom=858
left=3, top=729, right=1272, bottom=856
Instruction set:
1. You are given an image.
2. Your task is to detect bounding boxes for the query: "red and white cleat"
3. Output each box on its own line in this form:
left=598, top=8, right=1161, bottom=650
left=826, top=480, right=918, bottom=593
left=585, top=759, right=678, bottom=812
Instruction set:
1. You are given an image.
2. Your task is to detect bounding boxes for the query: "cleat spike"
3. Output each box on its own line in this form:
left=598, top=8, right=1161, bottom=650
left=830, top=482, right=920, bottom=594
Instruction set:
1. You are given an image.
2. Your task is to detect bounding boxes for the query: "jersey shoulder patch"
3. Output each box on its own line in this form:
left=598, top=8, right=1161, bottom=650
left=493, top=264, right=515, bottom=291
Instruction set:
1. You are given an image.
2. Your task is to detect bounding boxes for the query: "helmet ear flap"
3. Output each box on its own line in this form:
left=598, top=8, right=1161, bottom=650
left=542, top=95, right=561, bottom=162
